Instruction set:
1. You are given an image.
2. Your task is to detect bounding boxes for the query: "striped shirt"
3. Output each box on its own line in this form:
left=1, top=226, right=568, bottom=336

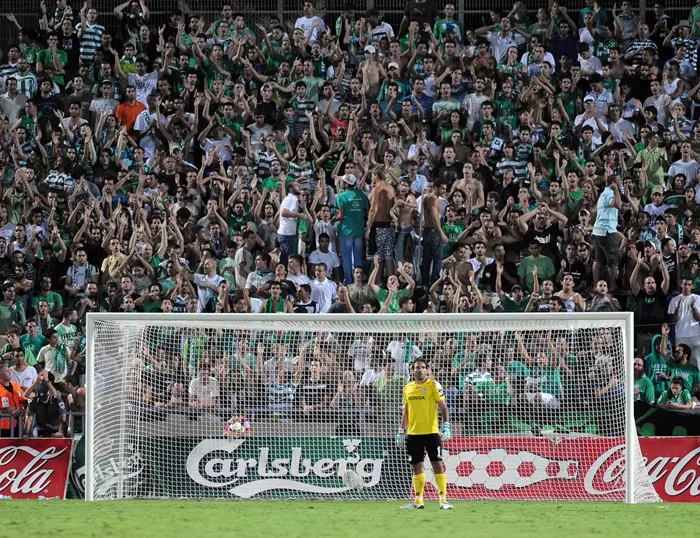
left=0, top=63, right=18, bottom=81
left=14, top=73, right=37, bottom=98
left=75, top=22, right=105, bottom=63
left=496, top=157, right=529, bottom=181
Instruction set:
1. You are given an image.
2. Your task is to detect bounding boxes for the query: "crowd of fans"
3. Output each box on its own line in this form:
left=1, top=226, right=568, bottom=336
left=1, top=0, right=700, bottom=438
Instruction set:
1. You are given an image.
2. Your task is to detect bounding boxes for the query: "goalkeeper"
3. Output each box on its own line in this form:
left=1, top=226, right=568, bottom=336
left=397, top=358, right=453, bottom=510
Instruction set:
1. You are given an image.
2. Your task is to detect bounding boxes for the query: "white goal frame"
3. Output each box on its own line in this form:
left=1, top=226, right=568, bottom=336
left=85, top=312, right=637, bottom=503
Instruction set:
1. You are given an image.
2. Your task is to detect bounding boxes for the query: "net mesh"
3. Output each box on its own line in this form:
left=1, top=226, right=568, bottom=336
left=87, top=314, right=660, bottom=503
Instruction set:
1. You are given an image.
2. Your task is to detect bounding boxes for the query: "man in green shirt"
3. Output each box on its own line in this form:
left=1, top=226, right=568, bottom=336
left=634, top=356, right=655, bottom=404
left=32, top=276, right=64, bottom=319
left=335, top=174, right=369, bottom=284
left=517, top=240, right=555, bottom=292
left=656, top=377, right=693, bottom=409
left=669, top=343, right=700, bottom=393
left=0, top=284, right=26, bottom=335
left=37, top=33, right=69, bottom=86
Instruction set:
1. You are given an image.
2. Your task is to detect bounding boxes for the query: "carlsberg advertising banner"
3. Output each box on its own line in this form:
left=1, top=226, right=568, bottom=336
left=82, top=436, right=410, bottom=500
left=71, top=436, right=700, bottom=501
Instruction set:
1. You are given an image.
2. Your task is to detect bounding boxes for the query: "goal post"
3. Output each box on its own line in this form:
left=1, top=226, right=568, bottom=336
left=85, top=312, right=660, bottom=503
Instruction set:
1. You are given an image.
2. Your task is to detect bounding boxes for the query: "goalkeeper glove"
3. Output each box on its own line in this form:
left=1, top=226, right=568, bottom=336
left=396, top=428, right=406, bottom=448
left=440, top=422, right=451, bottom=443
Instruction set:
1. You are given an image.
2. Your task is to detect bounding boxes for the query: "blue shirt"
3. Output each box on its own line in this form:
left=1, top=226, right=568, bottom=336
left=592, top=187, right=618, bottom=236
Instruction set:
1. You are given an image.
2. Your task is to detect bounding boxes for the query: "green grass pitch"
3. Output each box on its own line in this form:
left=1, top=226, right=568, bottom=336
left=5, top=500, right=697, bottom=538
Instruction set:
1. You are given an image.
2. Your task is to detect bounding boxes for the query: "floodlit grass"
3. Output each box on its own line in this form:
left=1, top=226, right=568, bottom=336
left=5, top=499, right=694, bottom=538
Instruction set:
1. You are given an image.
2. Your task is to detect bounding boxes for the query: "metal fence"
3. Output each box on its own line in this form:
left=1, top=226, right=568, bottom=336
left=3, top=0, right=695, bottom=44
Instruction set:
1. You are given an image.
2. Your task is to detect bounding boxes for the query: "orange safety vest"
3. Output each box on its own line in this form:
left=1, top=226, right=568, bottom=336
left=0, top=381, right=25, bottom=431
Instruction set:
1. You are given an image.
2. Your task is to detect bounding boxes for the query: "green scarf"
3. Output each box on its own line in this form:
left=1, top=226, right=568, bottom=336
left=55, top=343, right=69, bottom=376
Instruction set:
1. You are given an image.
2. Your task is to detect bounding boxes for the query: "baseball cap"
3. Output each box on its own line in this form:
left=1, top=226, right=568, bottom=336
left=511, top=284, right=523, bottom=293
left=679, top=20, right=691, bottom=28
left=342, top=174, right=357, bottom=186
left=364, top=45, right=376, bottom=54
left=652, top=185, right=664, bottom=195
left=37, top=383, right=50, bottom=402
left=583, top=95, right=595, bottom=103
left=388, top=61, right=400, bottom=70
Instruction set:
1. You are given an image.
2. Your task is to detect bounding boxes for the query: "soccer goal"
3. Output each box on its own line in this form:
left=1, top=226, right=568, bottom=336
left=85, top=312, right=660, bottom=503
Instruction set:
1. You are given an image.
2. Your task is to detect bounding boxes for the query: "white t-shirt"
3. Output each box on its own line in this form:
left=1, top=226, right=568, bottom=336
left=128, top=71, right=158, bottom=106
left=134, top=109, right=158, bottom=158
left=310, top=278, right=337, bottom=313
left=294, top=16, right=326, bottom=43
left=386, top=341, right=422, bottom=377
left=188, top=376, right=220, bottom=405
left=667, top=294, right=700, bottom=338
left=11, top=365, right=37, bottom=390
left=278, top=193, right=300, bottom=236
left=288, top=272, right=311, bottom=290
left=194, top=273, right=224, bottom=313
left=309, top=249, right=340, bottom=271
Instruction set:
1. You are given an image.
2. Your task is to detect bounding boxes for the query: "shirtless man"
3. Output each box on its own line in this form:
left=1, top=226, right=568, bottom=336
left=393, top=179, right=417, bottom=264
left=366, top=170, right=396, bottom=277
left=359, top=45, right=386, bottom=100
left=450, top=162, right=484, bottom=215
left=421, top=184, right=448, bottom=285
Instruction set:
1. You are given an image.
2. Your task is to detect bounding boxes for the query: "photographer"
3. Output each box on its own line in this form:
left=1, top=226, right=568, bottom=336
left=24, top=371, right=67, bottom=438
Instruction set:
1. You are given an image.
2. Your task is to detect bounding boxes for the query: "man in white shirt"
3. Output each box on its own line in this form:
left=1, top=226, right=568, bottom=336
left=309, top=233, right=341, bottom=281
left=192, top=259, right=224, bottom=313
left=278, top=181, right=306, bottom=264
left=668, top=142, right=700, bottom=186
left=476, top=16, right=525, bottom=64
left=10, top=348, right=37, bottom=391
left=287, top=254, right=312, bottom=290
left=585, top=74, right=614, bottom=117
left=0, top=78, right=27, bottom=125
left=643, top=79, right=672, bottom=127
left=386, top=337, right=422, bottom=377
left=668, top=277, right=700, bottom=367
left=294, top=1, right=326, bottom=44
left=574, top=96, right=609, bottom=145
left=134, top=93, right=160, bottom=159
left=606, top=103, right=636, bottom=143
left=310, top=263, right=337, bottom=313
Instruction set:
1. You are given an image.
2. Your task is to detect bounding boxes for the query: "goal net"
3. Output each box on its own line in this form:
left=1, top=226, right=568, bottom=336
left=85, top=312, right=660, bottom=503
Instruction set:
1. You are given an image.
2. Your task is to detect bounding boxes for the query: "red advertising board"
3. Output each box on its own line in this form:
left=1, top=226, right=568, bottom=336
left=639, top=437, right=700, bottom=502
left=421, top=436, right=700, bottom=502
left=0, top=439, right=72, bottom=499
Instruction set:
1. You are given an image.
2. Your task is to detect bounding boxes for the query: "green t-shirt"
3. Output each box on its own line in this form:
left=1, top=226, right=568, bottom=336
left=517, top=255, right=555, bottom=291
left=335, top=189, right=370, bottom=237
left=669, top=362, right=700, bottom=393
left=532, top=365, right=562, bottom=398
left=635, top=374, right=655, bottom=404
left=37, top=49, right=69, bottom=85
left=441, top=222, right=464, bottom=258
left=0, top=343, right=37, bottom=366
left=141, top=299, right=163, bottom=312
left=645, top=350, right=670, bottom=398
left=31, top=291, right=63, bottom=314
left=218, top=256, right=238, bottom=289
left=657, top=388, right=692, bottom=406
left=20, top=333, right=47, bottom=358
left=501, top=295, right=529, bottom=313
left=375, top=287, right=410, bottom=314
left=451, top=351, right=475, bottom=391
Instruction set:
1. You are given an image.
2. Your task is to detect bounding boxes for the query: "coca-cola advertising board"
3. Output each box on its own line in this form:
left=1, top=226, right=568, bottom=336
left=424, top=437, right=700, bottom=502
left=638, top=437, right=700, bottom=502
left=0, top=439, right=72, bottom=499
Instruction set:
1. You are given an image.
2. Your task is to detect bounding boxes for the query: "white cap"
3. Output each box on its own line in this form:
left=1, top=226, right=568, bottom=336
left=388, top=61, right=400, bottom=70
left=342, top=174, right=357, bottom=186
left=364, top=45, right=376, bottom=54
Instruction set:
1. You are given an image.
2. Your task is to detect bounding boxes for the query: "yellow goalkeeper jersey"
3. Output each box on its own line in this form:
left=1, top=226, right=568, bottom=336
left=403, top=379, right=445, bottom=435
